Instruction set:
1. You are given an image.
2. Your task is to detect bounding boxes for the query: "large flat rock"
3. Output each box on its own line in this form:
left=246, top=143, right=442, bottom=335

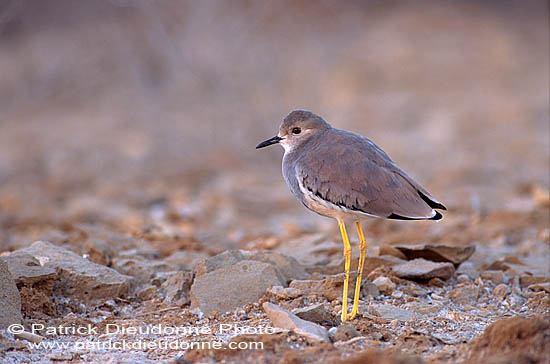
left=392, top=258, right=455, bottom=281
left=21, top=241, right=136, bottom=301
left=191, top=260, right=283, bottom=314
left=394, top=244, right=475, bottom=266
left=194, top=249, right=308, bottom=284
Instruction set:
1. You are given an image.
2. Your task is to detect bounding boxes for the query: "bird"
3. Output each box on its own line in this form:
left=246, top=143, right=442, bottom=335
left=256, top=110, right=446, bottom=322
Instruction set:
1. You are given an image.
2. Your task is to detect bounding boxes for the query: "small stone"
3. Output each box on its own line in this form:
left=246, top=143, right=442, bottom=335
left=363, top=282, right=381, bottom=298
left=481, top=270, right=504, bottom=285
left=493, top=284, right=510, bottom=297
left=372, top=276, right=396, bottom=295
left=402, top=285, right=428, bottom=297
left=0, top=258, right=22, bottom=329
left=49, top=353, right=73, bottom=361
left=268, top=286, right=302, bottom=300
left=408, top=303, right=444, bottom=315
left=327, top=325, right=360, bottom=342
left=392, top=258, right=455, bottom=281
left=191, top=260, right=283, bottom=314
left=290, top=274, right=355, bottom=301
left=263, top=302, right=329, bottom=342
left=392, top=290, right=403, bottom=299
left=394, top=244, right=475, bottom=266
left=136, top=285, right=157, bottom=300
left=429, top=278, right=445, bottom=287
left=527, top=282, right=550, bottom=293
left=369, top=304, right=416, bottom=321
left=519, top=275, right=550, bottom=288
left=457, top=274, right=470, bottom=284
left=151, top=271, right=175, bottom=286
left=448, top=286, right=480, bottom=305
left=293, top=303, right=339, bottom=326
left=161, top=271, right=194, bottom=305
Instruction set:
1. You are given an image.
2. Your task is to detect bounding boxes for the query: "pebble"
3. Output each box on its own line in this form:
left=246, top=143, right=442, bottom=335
left=519, top=275, right=550, bottom=288
left=363, top=282, right=381, bottom=298
left=293, top=303, right=339, bottom=326
left=429, top=278, right=445, bottom=287
left=327, top=325, right=360, bottom=342
left=268, top=286, right=302, bottom=300
left=136, top=285, right=157, bottom=300
left=372, top=276, right=396, bottom=295
left=492, top=283, right=510, bottom=297
left=263, top=302, right=329, bottom=342
left=481, top=270, right=504, bottom=285
left=408, top=303, right=444, bottom=315
left=527, top=282, right=550, bottom=293
left=161, top=271, right=193, bottom=305
left=391, top=290, right=403, bottom=299
left=402, top=285, right=428, bottom=297
left=290, top=274, right=354, bottom=301
left=369, top=304, right=416, bottom=322
left=448, top=286, right=480, bottom=305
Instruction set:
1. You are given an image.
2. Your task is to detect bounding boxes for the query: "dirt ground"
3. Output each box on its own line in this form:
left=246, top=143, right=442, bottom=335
left=0, top=1, right=549, bottom=363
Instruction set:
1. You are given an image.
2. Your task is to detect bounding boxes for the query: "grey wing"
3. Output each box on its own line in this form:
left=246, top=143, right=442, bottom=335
left=296, top=138, right=445, bottom=220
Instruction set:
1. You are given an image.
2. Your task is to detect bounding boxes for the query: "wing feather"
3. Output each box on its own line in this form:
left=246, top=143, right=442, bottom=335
left=295, top=129, right=444, bottom=219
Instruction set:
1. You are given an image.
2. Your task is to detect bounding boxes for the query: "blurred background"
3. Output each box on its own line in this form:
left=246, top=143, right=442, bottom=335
left=0, top=0, right=548, bottom=255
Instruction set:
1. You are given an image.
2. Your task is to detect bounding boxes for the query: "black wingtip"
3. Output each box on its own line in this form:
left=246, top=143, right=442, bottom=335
left=418, top=191, right=447, bottom=211
left=387, top=211, right=443, bottom=221
left=430, top=211, right=443, bottom=220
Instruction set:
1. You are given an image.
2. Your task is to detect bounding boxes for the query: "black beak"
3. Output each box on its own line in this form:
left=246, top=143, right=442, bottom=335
left=256, top=136, right=283, bottom=149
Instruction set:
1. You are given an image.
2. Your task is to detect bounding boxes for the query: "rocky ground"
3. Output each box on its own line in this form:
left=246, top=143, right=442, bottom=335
left=0, top=183, right=548, bottom=364
left=0, top=1, right=549, bottom=363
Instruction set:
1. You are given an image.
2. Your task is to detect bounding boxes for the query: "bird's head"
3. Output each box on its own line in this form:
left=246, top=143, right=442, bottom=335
left=256, top=110, right=331, bottom=152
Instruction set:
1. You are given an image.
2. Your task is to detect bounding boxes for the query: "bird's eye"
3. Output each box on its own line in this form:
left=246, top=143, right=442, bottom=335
left=292, top=127, right=302, bottom=135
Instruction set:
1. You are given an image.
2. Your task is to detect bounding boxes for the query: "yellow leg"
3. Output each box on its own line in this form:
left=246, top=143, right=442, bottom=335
left=338, top=221, right=352, bottom=322
left=350, top=222, right=367, bottom=319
